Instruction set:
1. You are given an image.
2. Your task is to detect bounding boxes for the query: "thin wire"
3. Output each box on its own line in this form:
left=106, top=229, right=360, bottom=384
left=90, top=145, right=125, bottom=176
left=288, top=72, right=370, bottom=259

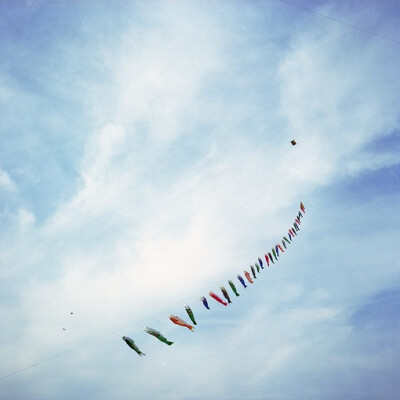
left=0, top=208, right=304, bottom=382
left=0, top=304, right=172, bottom=382
left=274, top=0, right=400, bottom=46
left=0, top=337, right=101, bottom=382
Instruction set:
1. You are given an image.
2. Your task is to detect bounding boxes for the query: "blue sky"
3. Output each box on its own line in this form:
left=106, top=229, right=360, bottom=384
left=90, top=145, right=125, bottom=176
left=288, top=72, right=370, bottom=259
left=1, top=1, right=400, bottom=399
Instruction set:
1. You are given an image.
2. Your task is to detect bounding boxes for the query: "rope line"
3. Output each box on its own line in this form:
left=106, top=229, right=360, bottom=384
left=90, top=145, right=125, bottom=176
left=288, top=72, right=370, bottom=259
left=274, top=0, right=400, bottom=46
left=0, top=304, right=172, bottom=382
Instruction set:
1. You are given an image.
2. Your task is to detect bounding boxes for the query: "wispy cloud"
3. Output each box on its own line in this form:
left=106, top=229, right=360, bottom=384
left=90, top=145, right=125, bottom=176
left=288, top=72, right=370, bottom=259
left=1, top=1, right=400, bottom=399
left=0, top=167, right=15, bottom=191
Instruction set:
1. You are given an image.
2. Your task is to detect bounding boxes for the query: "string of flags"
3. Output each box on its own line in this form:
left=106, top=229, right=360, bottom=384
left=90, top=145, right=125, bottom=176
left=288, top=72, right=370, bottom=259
left=123, top=201, right=306, bottom=356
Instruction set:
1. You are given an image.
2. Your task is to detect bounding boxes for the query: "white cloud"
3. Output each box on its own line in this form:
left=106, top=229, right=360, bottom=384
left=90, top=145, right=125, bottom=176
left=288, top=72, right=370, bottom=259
left=0, top=167, right=16, bottom=191
left=2, top=2, right=400, bottom=399
left=17, top=207, right=36, bottom=228
left=88, top=6, right=226, bottom=144
left=278, top=19, right=400, bottom=182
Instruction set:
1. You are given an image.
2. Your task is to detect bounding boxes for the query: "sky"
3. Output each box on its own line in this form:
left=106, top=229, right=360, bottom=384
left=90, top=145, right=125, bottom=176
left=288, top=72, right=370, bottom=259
left=1, top=0, right=400, bottom=399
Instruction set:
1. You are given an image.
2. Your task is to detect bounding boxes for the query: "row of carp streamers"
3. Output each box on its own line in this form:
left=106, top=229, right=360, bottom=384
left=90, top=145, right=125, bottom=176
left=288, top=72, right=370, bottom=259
left=123, top=202, right=306, bottom=356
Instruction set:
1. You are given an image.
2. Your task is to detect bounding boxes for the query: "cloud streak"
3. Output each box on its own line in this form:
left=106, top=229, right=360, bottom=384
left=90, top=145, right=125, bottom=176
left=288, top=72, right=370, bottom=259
left=1, top=1, right=400, bottom=399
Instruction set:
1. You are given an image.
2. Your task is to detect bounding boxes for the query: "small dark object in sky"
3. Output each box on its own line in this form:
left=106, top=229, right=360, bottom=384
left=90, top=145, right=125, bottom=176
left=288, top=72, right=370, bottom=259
left=70, top=312, right=74, bottom=315
left=291, top=140, right=297, bottom=146
left=62, top=328, right=66, bottom=331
